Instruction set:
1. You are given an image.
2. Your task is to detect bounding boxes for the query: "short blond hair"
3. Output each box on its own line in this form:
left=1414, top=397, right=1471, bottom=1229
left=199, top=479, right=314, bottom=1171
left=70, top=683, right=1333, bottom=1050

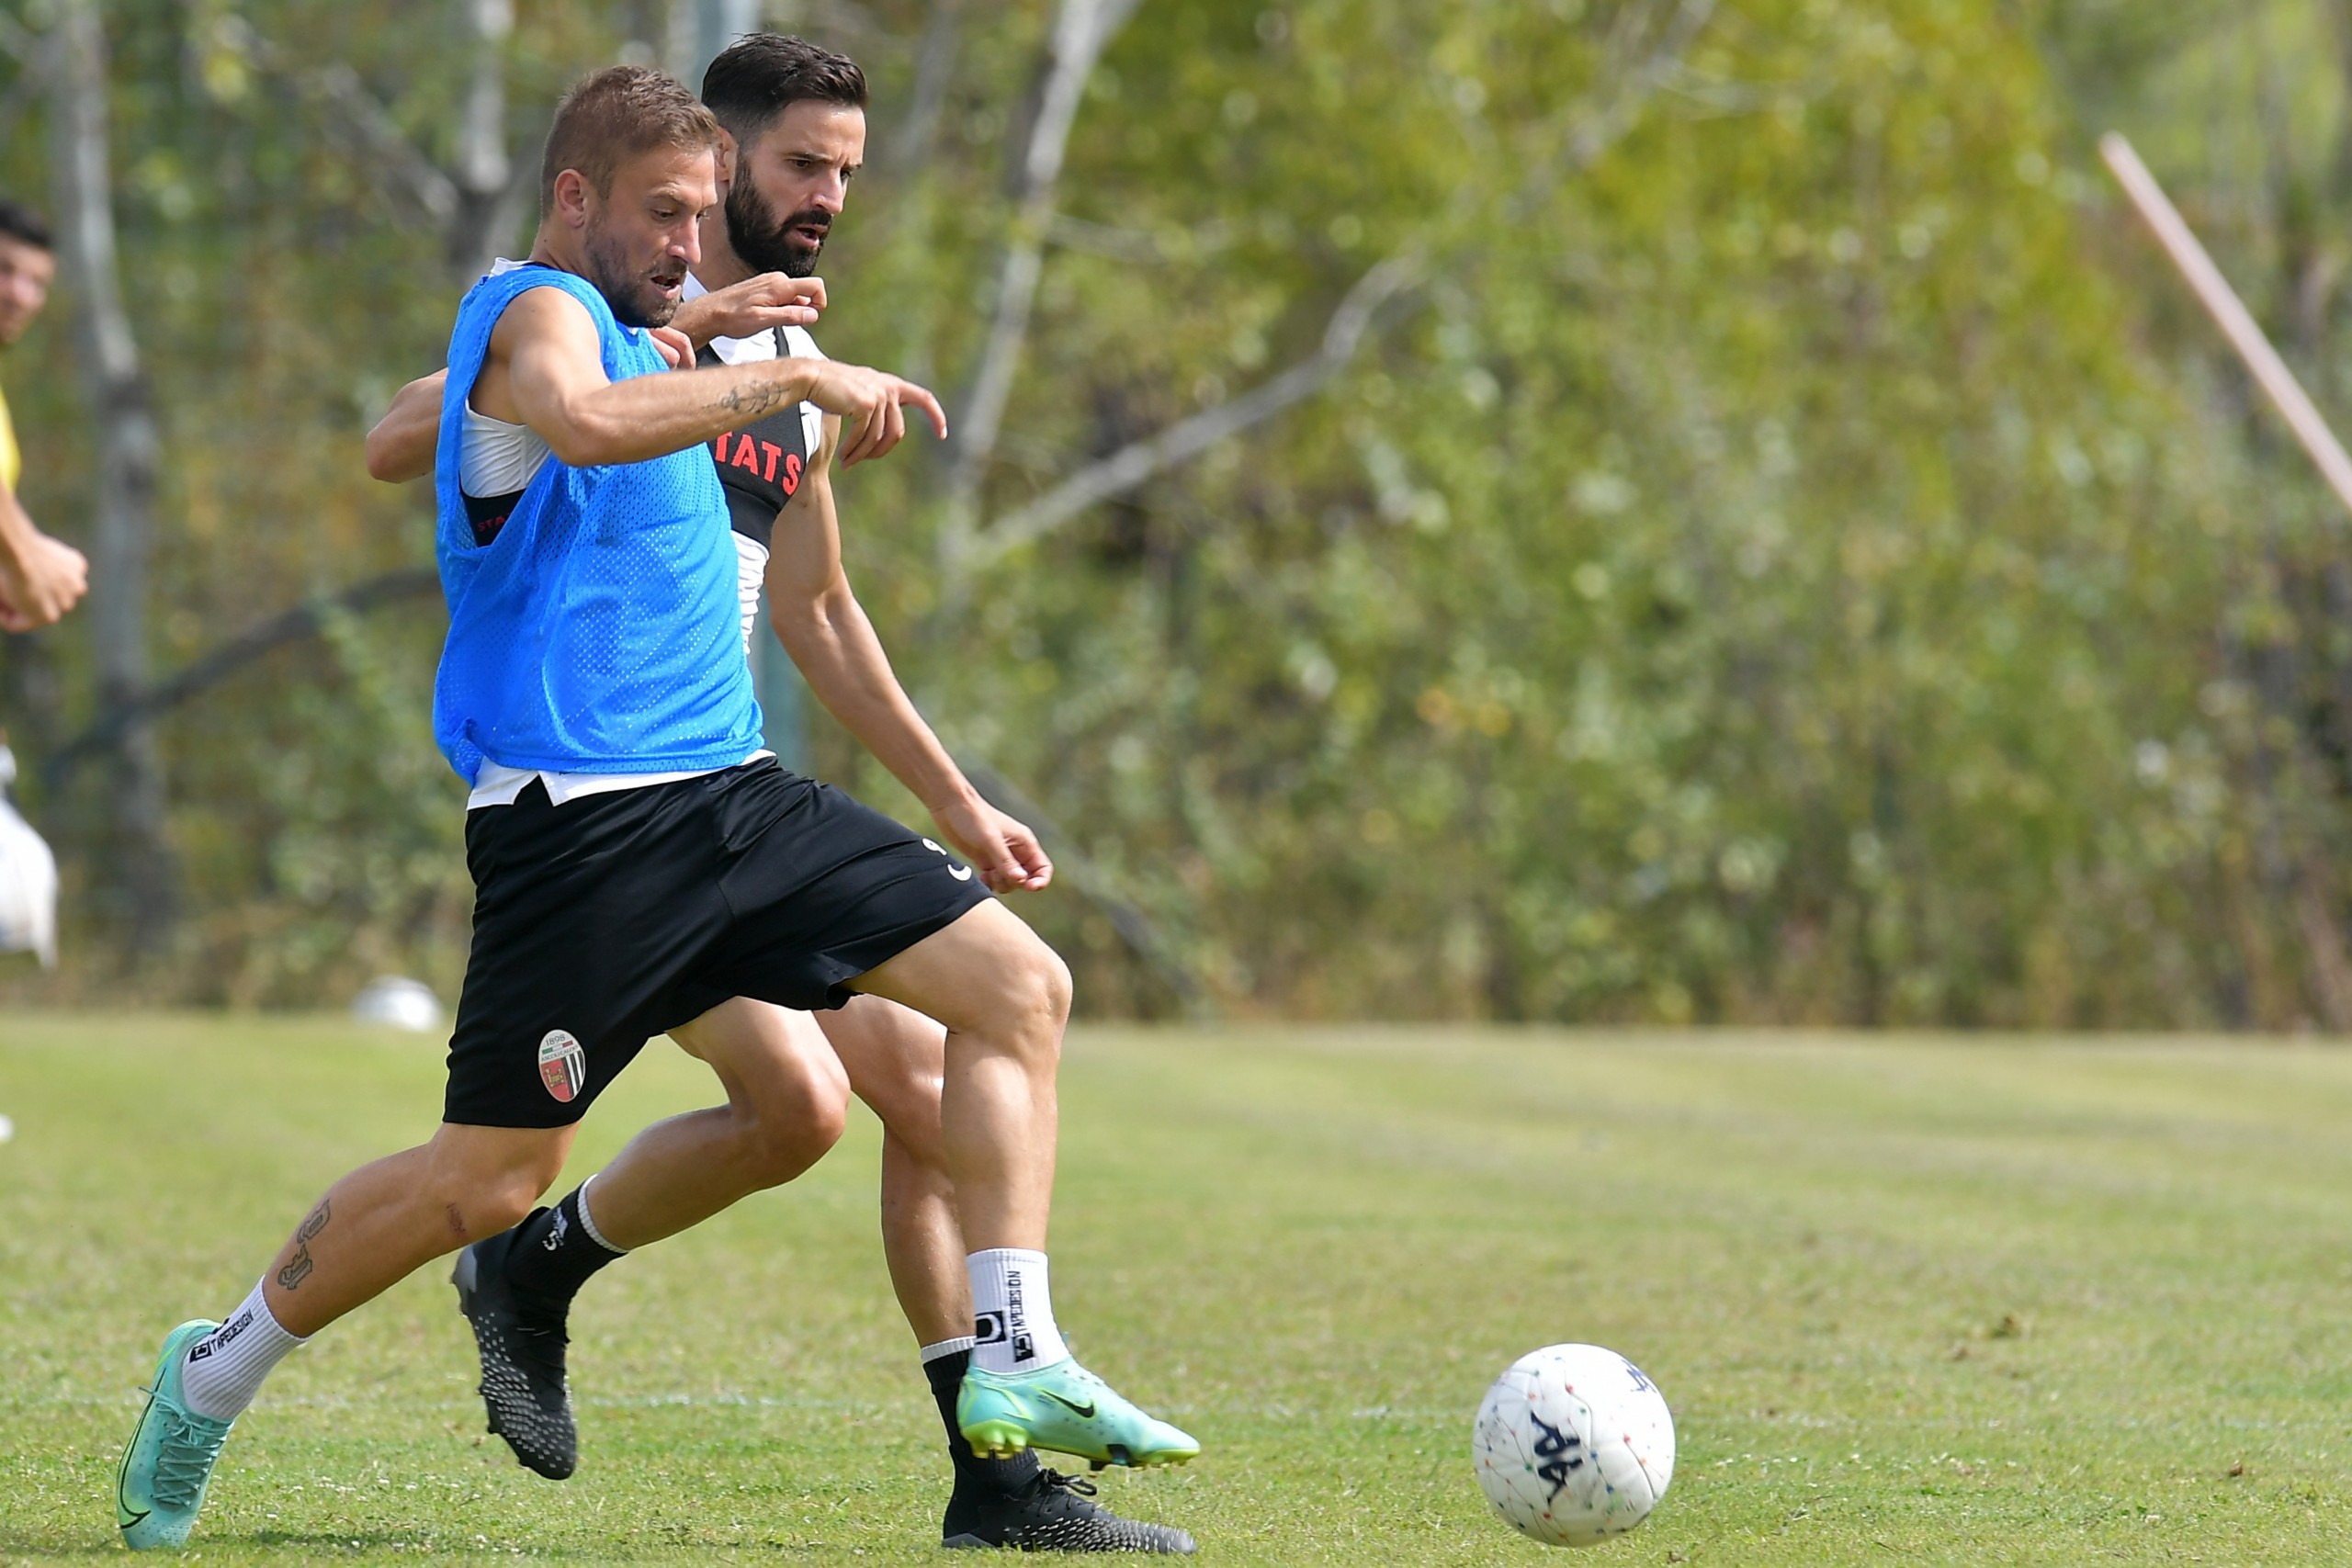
left=539, top=65, right=722, bottom=215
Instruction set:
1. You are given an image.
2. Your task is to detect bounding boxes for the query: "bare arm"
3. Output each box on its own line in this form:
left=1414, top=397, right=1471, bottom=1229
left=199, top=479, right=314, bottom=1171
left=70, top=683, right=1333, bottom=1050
left=489, top=287, right=943, bottom=470
left=364, top=371, right=447, bottom=484
left=765, top=416, right=1050, bottom=895
left=0, top=481, right=87, bottom=633
left=362, top=329, right=697, bottom=486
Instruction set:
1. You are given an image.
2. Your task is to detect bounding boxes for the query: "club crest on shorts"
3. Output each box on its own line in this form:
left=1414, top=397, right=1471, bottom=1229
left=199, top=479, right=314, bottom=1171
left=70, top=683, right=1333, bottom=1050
left=537, top=1029, right=587, bottom=1104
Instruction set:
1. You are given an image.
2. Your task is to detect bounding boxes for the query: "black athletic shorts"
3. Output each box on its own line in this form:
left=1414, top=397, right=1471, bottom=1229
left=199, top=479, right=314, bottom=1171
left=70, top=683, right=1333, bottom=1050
left=443, top=757, right=991, bottom=1128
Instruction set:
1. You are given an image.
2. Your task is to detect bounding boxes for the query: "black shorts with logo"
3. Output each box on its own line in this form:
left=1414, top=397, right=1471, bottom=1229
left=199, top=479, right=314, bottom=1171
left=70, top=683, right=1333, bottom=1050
left=444, top=757, right=990, bottom=1129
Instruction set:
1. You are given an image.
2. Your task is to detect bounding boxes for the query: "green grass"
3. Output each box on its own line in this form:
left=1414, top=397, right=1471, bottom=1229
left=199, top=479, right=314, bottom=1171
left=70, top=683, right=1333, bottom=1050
left=6, top=1017, right=2352, bottom=1564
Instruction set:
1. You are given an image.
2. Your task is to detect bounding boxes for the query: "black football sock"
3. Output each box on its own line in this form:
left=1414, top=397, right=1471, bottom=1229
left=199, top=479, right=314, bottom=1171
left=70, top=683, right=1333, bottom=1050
left=501, top=1181, right=627, bottom=1316
left=926, top=1344, right=1043, bottom=1510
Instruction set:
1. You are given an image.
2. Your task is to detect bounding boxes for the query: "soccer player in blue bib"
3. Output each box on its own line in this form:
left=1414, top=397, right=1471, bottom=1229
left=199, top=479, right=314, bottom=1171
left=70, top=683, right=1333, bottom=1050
left=114, top=64, right=1194, bottom=1552
left=360, top=37, right=1193, bottom=1553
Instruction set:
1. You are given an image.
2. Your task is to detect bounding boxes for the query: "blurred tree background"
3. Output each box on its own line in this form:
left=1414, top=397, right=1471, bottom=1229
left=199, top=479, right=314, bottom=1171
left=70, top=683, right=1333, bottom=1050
left=4, top=0, right=2352, bottom=1028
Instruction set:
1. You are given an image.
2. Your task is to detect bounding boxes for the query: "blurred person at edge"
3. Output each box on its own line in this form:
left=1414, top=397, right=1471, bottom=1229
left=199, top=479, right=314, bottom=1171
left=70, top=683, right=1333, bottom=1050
left=0, top=199, right=87, bottom=633
left=0, top=199, right=76, bottom=1084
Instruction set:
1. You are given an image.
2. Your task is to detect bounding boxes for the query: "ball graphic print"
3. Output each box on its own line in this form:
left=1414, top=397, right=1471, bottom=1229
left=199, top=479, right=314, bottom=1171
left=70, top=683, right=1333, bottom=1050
left=1473, top=1344, right=1675, bottom=1547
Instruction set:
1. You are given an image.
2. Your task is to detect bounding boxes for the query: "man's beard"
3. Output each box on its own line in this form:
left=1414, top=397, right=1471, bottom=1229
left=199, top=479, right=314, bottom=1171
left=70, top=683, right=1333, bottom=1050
left=582, top=221, right=684, bottom=329
left=726, top=178, right=827, bottom=278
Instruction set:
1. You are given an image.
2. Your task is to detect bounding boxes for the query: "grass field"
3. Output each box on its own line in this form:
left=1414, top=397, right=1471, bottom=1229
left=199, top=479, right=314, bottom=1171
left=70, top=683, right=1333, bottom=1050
left=6, top=1016, right=2352, bottom=1564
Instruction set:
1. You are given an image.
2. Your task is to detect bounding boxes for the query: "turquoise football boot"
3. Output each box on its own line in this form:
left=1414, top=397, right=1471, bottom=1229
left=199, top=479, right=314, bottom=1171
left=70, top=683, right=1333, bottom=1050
left=116, top=1321, right=235, bottom=1551
left=958, top=1358, right=1200, bottom=1469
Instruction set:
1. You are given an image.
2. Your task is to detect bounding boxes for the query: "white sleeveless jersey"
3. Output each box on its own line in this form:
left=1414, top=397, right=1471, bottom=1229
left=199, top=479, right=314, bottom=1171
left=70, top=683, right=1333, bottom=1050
left=680, top=271, right=827, bottom=657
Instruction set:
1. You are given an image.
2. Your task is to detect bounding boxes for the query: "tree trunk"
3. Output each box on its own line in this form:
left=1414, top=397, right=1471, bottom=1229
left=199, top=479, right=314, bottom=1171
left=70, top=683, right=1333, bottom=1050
left=680, top=0, right=760, bottom=87
left=936, top=0, right=1142, bottom=593
left=887, top=0, right=967, bottom=173
left=50, top=0, right=176, bottom=958
left=447, top=0, right=519, bottom=284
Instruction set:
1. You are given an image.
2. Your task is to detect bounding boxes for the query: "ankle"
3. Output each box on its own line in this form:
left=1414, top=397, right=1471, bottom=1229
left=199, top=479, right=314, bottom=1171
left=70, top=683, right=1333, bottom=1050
left=180, top=1281, right=307, bottom=1421
left=502, top=1182, right=626, bottom=1313
left=966, top=1248, right=1069, bottom=1374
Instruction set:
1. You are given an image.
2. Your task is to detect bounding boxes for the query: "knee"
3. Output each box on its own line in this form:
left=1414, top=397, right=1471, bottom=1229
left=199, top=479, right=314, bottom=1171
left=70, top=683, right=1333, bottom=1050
left=467, top=1181, right=545, bottom=1237
left=1012, top=943, right=1073, bottom=1043
left=739, top=1100, right=846, bottom=1189
left=428, top=1145, right=565, bottom=1239
left=734, top=1066, right=850, bottom=1190
left=973, top=942, right=1069, bottom=1073
left=1040, top=947, right=1074, bottom=1027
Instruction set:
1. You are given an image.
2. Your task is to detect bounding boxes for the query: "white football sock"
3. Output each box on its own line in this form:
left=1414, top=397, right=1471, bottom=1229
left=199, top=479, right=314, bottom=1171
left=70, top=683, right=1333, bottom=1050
left=573, top=1174, right=627, bottom=1254
left=179, top=1280, right=306, bottom=1420
left=919, top=1336, right=977, bottom=1365
left=967, top=1248, right=1069, bottom=1374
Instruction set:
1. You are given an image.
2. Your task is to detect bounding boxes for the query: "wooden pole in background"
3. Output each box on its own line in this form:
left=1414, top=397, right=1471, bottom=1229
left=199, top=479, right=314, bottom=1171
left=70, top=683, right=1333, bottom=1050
left=2105, top=131, right=2352, bottom=1033
left=2101, top=130, right=2352, bottom=519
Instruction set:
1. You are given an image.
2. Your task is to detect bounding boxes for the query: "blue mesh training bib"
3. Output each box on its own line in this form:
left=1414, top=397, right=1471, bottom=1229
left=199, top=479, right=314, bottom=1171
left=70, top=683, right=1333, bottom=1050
left=431, top=265, right=763, bottom=784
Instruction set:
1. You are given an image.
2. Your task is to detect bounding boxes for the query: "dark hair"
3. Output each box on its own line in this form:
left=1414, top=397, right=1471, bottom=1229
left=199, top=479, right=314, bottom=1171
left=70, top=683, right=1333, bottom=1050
left=0, top=198, right=52, bottom=253
left=701, top=33, right=866, bottom=142
left=540, top=65, right=724, bottom=215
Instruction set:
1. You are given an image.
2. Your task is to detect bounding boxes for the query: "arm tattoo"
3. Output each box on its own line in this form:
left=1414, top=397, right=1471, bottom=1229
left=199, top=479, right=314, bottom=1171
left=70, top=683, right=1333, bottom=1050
left=276, top=1199, right=332, bottom=1291
left=715, top=374, right=800, bottom=421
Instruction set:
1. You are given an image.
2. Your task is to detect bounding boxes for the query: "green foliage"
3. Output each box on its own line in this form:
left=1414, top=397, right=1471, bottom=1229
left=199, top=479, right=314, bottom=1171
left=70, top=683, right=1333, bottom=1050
left=3, top=1, right=2351, bottom=1024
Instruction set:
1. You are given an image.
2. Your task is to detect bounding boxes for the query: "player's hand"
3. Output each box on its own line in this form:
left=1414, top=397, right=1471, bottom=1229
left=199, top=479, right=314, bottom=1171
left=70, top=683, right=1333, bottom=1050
left=806, top=362, right=948, bottom=467
left=648, top=325, right=693, bottom=369
left=671, top=273, right=827, bottom=348
left=0, top=531, right=89, bottom=632
left=928, top=794, right=1052, bottom=895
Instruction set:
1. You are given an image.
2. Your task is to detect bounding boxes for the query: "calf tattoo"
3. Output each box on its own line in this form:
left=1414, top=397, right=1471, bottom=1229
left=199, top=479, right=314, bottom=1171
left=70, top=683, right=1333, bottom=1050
left=276, top=1199, right=332, bottom=1291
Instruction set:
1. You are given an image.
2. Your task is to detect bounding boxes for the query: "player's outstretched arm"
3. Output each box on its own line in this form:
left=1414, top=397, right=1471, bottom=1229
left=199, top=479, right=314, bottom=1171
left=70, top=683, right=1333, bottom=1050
left=764, top=416, right=1049, bottom=896
left=365, top=371, right=447, bottom=484
left=362, top=328, right=695, bottom=486
left=489, top=287, right=944, bottom=470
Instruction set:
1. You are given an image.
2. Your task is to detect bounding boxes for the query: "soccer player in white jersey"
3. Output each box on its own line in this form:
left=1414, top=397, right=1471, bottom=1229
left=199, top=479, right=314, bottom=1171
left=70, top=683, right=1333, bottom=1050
left=364, top=37, right=1196, bottom=1554
left=110, top=56, right=1193, bottom=1557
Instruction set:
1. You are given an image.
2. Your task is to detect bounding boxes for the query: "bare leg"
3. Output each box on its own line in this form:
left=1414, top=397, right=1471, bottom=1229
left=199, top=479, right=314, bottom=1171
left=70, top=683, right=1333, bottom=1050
left=582, top=999, right=851, bottom=1250
left=851, top=911, right=1197, bottom=1468
left=879, top=1133, right=968, bottom=1344
left=820, top=995, right=970, bottom=1346
left=262, top=1122, right=573, bottom=1337
left=852, top=899, right=1069, bottom=1252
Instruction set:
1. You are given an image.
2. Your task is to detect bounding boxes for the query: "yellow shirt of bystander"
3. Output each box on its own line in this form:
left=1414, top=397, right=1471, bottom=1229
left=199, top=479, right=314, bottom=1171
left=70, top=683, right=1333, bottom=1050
left=0, top=379, right=17, bottom=495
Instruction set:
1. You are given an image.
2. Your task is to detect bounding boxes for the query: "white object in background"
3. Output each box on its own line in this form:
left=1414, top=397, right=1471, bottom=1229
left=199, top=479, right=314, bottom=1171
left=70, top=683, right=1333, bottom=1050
left=352, top=976, right=444, bottom=1033
left=0, top=745, right=59, bottom=969
left=0, top=1112, right=15, bottom=1144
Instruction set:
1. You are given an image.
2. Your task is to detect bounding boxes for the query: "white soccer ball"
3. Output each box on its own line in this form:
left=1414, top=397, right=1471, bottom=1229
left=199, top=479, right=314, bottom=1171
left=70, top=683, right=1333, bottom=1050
left=1473, top=1343, right=1675, bottom=1548
left=351, top=975, right=444, bottom=1033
